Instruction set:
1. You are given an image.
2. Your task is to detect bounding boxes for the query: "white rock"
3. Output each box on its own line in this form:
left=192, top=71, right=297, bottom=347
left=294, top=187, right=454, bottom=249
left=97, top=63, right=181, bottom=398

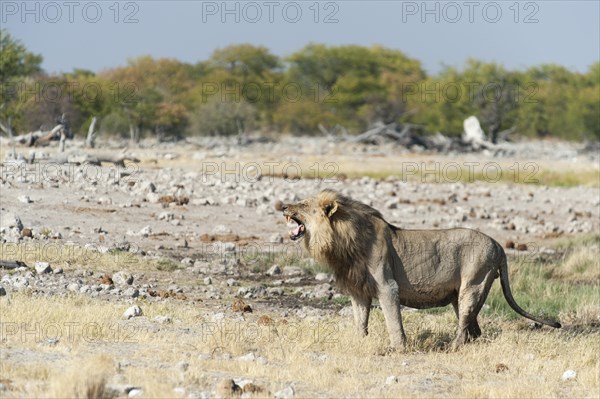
left=266, top=265, right=282, bottom=276
left=315, top=273, right=331, bottom=282
left=269, top=233, right=284, bottom=244
left=274, top=386, right=295, bottom=399
left=112, top=271, right=134, bottom=285
left=385, top=375, right=399, bottom=385
left=203, top=277, right=212, bottom=285
left=128, top=388, right=143, bottom=397
left=0, top=211, right=23, bottom=232
left=561, top=370, right=577, bottom=381
left=67, top=283, right=80, bottom=292
left=18, top=195, right=32, bottom=204
left=139, top=226, right=152, bottom=237
left=212, top=225, right=232, bottom=234
left=123, top=305, right=143, bottom=320
left=35, top=261, right=52, bottom=274
left=237, top=353, right=258, bottom=362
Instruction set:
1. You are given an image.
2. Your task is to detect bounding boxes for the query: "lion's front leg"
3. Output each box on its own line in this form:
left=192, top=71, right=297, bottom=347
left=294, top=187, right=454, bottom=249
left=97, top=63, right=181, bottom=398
left=378, top=280, right=407, bottom=349
left=351, top=296, right=371, bottom=336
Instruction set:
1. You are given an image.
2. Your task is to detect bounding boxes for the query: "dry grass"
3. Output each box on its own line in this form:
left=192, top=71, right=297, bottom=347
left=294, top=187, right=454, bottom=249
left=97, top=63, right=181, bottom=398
left=1, top=288, right=598, bottom=398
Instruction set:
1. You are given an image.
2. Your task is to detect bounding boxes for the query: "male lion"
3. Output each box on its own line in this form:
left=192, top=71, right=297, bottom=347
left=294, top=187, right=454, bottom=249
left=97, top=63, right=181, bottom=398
left=278, top=189, right=561, bottom=350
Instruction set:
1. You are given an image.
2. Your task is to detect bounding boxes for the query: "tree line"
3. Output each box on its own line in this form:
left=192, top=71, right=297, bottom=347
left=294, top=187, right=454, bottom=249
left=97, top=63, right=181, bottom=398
left=1, top=30, right=598, bottom=142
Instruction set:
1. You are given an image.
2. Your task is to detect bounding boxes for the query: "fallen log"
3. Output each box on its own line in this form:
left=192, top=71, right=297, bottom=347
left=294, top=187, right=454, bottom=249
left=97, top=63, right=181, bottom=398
left=0, top=260, right=27, bottom=270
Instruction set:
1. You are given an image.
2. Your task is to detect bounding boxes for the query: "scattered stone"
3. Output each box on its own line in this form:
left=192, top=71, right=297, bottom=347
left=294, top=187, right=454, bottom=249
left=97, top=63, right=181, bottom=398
left=561, top=370, right=577, bottom=381
left=128, top=388, right=143, bottom=397
left=315, top=273, right=331, bottom=282
left=238, top=352, right=256, bottom=362
left=0, top=211, right=23, bottom=232
left=176, top=361, right=189, bottom=372
left=269, top=233, right=284, bottom=244
left=154, top=316, right=172, bottom=324
left=18, top=195, right=32, bottom=203
left=266, top=265, right=282, bottom=276
left=216, top=379, right=241, bottom=398
left=204, top=276, right=213, bottom=285
left=124, top=287, right=140, bottom=298
left=212, top=225, right=232, bottom=234
left=123, top=305, right=143, bottom=320
left=139, top=226, right=152, bottom=237
left=53, top=268, right=63, bottom=274
left=226, top=278, right=240, bottom=287
left=385, top=375, right=399, bottom=385
left=99, top=274, right=114, bottom=286
left=516, top=243, right=528, bottom=251
left=283, top=266, right=303, bottom=276
left=274, top=385, right=295, bottom=399
left=34, top=261, right=52, bottom=274
left=113, top=271, right=134, bottom=285
left=495, top=363, right=509, bottom=373
left=232, top=299, right=252, bottom=313
left=67, top=283, right=80, bottom=292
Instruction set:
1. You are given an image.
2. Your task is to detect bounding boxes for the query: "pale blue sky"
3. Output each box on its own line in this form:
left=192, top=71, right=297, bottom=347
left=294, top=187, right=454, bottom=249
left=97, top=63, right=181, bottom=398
left=3, top=1, right=599, bottom=75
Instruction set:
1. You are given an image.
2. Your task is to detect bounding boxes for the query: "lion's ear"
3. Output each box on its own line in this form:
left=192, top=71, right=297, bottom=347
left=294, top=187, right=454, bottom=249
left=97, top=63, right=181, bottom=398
left=324, top=201, right=338, bottom=218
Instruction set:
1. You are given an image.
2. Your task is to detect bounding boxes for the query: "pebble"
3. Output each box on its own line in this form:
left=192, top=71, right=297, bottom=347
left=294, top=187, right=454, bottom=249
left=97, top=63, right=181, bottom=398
left=385, top=375, right=399, bottom=385
left=266, top=265, right=282, bottom=276
left=274, top=385, right=295, bottom=399
left=0, top=285, right=6, bottom=296
left=204, top=276, right=212, bottom=285
left=561, top=370, right=577, bottom=381
left=315, top=273, right=331, bottom=282
left=112, top=271, right=134, bottom=286
left=34, top=261, right=52, bottom=274
left=123, top=305, right=143, bottom=320
left=123, top=288, right=140, bottom=298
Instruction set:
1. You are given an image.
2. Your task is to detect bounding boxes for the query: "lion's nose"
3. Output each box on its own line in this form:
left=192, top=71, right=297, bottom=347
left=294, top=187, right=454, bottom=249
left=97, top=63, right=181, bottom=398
left=274, top=200, right=285, bottom=212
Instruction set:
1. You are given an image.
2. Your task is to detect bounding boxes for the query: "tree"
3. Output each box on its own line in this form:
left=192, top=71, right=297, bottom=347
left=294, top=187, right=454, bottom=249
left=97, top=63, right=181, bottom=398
left=0, top=30, right=43, bottom=133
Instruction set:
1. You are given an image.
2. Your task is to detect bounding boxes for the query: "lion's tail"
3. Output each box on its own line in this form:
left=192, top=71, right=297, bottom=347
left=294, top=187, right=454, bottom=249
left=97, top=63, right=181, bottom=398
left=498, top=248, right=562, bottom=328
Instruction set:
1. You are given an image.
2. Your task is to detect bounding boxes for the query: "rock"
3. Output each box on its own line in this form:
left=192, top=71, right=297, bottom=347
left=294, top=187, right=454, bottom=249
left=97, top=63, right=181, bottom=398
left=283, top=266, right=303, bottom=276
left=53, top=268, right=63, bottom=274
left=385, top=375, right=399, bottom=385
left=112, top=271, right=134, bottom=285
left=0, top=211, right=23, bottom=232
left=269, top=233, right=284, bottom=244
left=124, top=288, right=139, bottom=298
left=158, top=211, right=175, bottom=221
left=128, top=388, right=143, bottom=397
left=67, top=283, right=80, bottom=292
left=139, top=226, right=152, bottom=237
left=212, top=225, right=232, bottom=234
left=0, top=285, right=6, bottom=296
left=123, top=305, right=143, bottom=319
left=267, top=287, right=284, bottom=296
left=561, top=370, right=577, bottom=381
left=154, top=316, right=172, bottom=324
left=146, top=193, right=161, bottom=203
left=34, top=261, right=52, bottom=274
left=203, top=276, right=212, bottom=285
left=315, top=273, right=331, bottom=282
left=226, top=278, right=239, bottom=287
left=176, top=361, right=189, bottom=372
left=180, top=257, right=193, bottom=266
left=216, top=379, right=241, bottom=398
left=21, top=227, right=33, bottom=238
left=274, top=385, right=295, bottom=399
left=266, top=265, right=282, bottom=276
left=237, top=352, right=256, bottom=362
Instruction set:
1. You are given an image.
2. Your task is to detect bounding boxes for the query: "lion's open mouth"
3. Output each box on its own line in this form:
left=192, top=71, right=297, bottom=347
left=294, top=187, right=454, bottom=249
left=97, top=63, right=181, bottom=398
left=286, top=215, right=305, bottom=241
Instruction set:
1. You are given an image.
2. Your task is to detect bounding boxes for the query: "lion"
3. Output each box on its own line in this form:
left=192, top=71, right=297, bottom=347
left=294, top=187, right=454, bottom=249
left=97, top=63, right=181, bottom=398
left=277, top=189, right=561, bottom=350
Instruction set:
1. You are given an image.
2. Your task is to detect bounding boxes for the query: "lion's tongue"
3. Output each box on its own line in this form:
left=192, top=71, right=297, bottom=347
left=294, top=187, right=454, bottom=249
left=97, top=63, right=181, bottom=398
left=290, top=224, right=304, bottom=238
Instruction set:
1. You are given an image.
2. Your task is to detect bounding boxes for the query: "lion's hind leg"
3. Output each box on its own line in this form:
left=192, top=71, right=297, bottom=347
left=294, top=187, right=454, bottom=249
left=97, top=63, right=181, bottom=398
left=451, top=273, right=495, bottom=350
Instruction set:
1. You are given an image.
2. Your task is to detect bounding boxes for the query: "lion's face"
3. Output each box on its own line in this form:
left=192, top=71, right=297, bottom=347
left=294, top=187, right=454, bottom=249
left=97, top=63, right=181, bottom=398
left=279, top=192, right=338, bottom=242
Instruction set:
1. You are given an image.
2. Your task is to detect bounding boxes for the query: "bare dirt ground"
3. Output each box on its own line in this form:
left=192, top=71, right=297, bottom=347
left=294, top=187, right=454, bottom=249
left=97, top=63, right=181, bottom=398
left=0, top=137, right=599, bottom=398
